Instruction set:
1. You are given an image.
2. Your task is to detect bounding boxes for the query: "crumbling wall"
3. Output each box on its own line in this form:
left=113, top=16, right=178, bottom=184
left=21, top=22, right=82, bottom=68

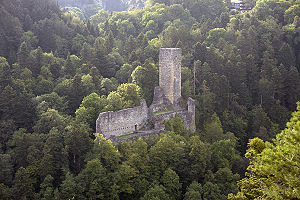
left=96, top=100, right=149, bottom=137
left=150, top=86, right=172, bottom=113
left=96, top=48, right=196, bottom=141
left=153, top=109, right=195, bottom=132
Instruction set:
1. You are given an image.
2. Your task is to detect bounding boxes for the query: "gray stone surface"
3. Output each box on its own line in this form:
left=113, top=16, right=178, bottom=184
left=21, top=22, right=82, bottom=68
left=149, top=86, right=172, bottom=113
left=96, top=99, right=148, bottom=138
left=96, top=48, right=196, bottom=141
left=159, top=48, right=182, bottom=104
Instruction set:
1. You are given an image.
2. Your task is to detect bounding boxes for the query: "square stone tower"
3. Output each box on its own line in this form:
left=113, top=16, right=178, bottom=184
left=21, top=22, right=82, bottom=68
left=159, top=48, right=182, bottom=104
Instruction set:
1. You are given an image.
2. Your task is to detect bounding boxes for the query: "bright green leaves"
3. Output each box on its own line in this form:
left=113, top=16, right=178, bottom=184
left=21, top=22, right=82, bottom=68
left=117, top=83, right=142, bottom=108
left=76, top=83, right=142, bottom=131
left=131, top=60, right=158, bottom=105
left=245, top=137, right=266, bottom=159
left=75, top=92, right=107, bottom=128
left=93, top=133, right=121, bottom=171
left=230, top=102, right=300, bottom=199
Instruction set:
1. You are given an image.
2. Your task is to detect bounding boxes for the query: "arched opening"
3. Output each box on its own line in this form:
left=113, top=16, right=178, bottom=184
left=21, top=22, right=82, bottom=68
left=135, top=124, right=138, bottom=132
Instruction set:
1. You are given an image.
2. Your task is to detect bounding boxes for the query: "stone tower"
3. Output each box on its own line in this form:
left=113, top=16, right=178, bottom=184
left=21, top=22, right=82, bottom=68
left=159, top=48, right=182, bottom=104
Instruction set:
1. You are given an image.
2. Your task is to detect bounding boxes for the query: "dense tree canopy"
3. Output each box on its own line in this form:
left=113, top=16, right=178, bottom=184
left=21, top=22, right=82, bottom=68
left=0, top=0, right=299, bottom=199
left=229, top=102, right=300, bottom=199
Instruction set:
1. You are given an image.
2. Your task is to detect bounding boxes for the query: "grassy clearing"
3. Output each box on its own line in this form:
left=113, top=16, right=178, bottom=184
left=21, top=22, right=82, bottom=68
left=118, top=133, right=138, bottom=139
left=153, top=108, right=173, bottom=114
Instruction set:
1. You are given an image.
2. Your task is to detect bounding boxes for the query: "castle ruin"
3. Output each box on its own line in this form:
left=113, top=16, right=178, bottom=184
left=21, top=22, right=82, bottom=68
left=159, top=48, right=181, bottom=104
left=96, top=48, right=195, bottom=140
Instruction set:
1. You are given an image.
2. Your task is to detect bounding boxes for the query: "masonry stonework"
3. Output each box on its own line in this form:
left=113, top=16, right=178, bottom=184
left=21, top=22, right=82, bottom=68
left=159, top=48, right=182, bottom=104
left=96, top=48, right=196, bottom=140
left=96, top=100, right=148, bottom=138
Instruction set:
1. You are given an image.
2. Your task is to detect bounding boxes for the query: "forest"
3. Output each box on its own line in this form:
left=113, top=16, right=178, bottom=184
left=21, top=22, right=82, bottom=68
left=0, top=0, right=299, bottom=199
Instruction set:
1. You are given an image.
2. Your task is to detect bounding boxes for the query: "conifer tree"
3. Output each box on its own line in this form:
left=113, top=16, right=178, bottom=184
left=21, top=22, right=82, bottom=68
left=229, top=102, right=300, bottom=200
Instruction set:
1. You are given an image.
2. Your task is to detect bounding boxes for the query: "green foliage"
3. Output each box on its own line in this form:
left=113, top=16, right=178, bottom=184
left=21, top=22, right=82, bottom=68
left=131, top=60, right=158, bottom=105
left=0, top=84, right=37, bottom=130
left=184, top=181, right=203, bottom=200
left=149, top=133, right=186, bottom=180
left=249, top=106, right=279, bottom=140
left=164, top=115, right=185, bottom=135
left=117, top=83, right=142, bottom=108
left=116, top=63, right=133, bottom=83
left=203, top=113, right=224, bottom=143
left=161, top=168, right=182, bottom=200
left=62, top=7, right=85, bottom=20
left=229, top=102, right=300, bottom=199
left=8, top=129, right=43, bottom=169
left=12, top=167, right=35, bottom=200
left=92, top=133, right=121, bottom=170
left=107, top=91, right=123, bottom=111
left=221, top=110, right=248, bottom=152
left=90, top=9, right=110, bottom=25
left=65, top=122, right=93, bottom=174
left=141, top=183, right=171, bottom=200
left=40, top=128, right=67, bottom=184
left=214, top=167, right=239, bottom=196
left=0, top=183, right=10, bottom=200
left=39, top=175, right=55, bottom=200
left=117, top=162, right=139, bottom=194
left=59, top=0, right=103, bottom=19
left=210, top=139, right=241, bottom=171
left=0, top=0, right=299, bottom=199
left=36, top=92, right=68, bottom=113
left=101, top=77, right=118, bottom=95
left=202, top=181, right=225, bottom=200
left=187, top=136, right=207, bottom=181
left=58, top=172, right=77, bottom=199
left=0, top=119, right=16, bottom=153
left=33, top=109, right=68, bottom=134
left=75, top=92, right=107, bottom=130
left=76, top=158, right=108, bottom=199
left=0, top=154, right=13, bottom=186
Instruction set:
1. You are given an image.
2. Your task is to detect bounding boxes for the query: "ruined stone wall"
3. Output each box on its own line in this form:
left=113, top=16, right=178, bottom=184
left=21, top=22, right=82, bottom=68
left=153, top=108, right=195, bottom=131
left=96, top=48, right=196, bottom=141
left=159, top=48, right=182, bottom=104
left=149, top=86, right=172, bottom=113
left=96, top=100, right=149, bottom=138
